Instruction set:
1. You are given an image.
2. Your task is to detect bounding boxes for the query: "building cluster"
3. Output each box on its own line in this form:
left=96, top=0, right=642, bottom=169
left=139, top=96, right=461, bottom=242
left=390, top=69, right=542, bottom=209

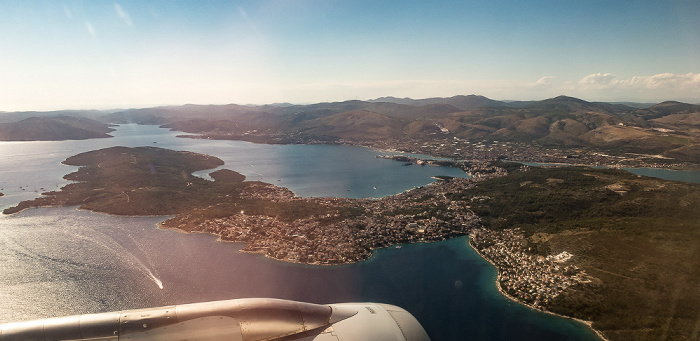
left=376, top=154, right=511, bottom=180
left=238, top=182, right=296, bottom=201
left=190, top=127, right=692, bottom=169
left=470, top=228, right=593, bottom=307
left=194, top=176, right=485, bottom=265
left=362, top=136, right=689, bottom=169
left=197, top=212, right=369, bottom=264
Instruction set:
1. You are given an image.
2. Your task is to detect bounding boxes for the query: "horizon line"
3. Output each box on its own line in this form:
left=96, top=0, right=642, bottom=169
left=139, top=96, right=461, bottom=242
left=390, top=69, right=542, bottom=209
left=2, top=94, right=697, bottom=113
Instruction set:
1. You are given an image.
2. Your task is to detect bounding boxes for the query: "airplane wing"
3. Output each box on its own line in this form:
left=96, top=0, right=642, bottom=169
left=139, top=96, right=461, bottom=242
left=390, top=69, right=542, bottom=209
left=0, top=298, right=430, bottom=341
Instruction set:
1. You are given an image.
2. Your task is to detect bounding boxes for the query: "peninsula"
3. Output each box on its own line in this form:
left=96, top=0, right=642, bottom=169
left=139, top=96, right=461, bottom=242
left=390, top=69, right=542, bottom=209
left=461, top=166, right=700, bottom=341
left=3, top=146, right=488, bottom=264
left=5, top=146, right=699, bottom=341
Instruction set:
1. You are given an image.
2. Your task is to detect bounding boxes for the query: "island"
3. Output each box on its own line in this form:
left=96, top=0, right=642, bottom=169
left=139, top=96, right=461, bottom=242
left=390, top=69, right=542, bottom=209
left=5, top=146, right=699, bottom=341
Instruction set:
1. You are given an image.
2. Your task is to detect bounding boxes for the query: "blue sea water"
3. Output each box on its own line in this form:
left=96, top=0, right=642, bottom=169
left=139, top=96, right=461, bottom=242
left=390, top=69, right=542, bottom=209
left=624, top=167, right=700, bottom=184
left=0, top=208, right=600, bottom=341
left=6, top=124, right=697, bottom=340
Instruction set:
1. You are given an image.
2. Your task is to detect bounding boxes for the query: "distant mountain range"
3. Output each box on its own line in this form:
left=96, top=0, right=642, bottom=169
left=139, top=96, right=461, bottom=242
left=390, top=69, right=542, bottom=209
left=1, top=95, right=698, bottom=162
left=368, top=94, right=505, bottom=110
left=0, top=116, right=114, bottom=141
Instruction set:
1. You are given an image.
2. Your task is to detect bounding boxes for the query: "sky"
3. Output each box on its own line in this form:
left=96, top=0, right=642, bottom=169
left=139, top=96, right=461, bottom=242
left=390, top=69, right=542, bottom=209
left=1, top=0, right=699, bottom=111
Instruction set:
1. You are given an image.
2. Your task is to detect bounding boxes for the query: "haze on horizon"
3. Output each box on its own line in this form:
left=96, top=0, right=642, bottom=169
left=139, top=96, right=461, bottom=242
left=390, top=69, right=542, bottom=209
left=1, top=0, right=698, bottom=111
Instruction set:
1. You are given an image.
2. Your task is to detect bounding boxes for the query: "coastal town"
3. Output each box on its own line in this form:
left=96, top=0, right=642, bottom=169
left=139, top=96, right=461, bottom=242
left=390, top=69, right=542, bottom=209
left=166, top=159, right=512, bottom=265
left=470, top=228, right=594, bottom=308
left=180, top=175, right=484, bottom=265
left=169, top=156, right=597, bottom=313
left=185, top=170, right=596, bottom=306
left=191, top=130, right=694, bottom=170
left=4, top=138, right=693, bottom=340
left=359, top=136, right=691, bottom=170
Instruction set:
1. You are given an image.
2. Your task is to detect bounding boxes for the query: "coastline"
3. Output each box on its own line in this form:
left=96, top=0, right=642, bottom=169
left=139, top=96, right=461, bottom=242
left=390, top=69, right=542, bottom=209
left=467, top=237, right=609, bottom=341
left=161, top=218, right=611, bottom=341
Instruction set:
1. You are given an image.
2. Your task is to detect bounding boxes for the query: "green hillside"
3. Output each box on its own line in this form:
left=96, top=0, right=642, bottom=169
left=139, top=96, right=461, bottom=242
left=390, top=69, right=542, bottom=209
left=455, top=165, right=700, bottom=341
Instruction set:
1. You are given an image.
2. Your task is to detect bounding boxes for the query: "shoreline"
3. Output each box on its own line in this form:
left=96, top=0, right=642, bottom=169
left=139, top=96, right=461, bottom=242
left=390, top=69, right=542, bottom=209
left=467, top=237, right=610, bottom=341
left=159, top=220, right=444, bottom=267
left=160, top=220, right=611, bottom=341
left=176, top=133, right=699, bottom=171
left=163, top=213, right=605, bottom=341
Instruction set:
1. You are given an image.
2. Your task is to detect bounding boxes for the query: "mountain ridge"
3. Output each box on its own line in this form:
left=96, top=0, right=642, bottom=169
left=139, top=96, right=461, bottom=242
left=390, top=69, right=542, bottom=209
left=1, top=95, right=698, bottom=163
left=0, top=116, right=114, bottom=141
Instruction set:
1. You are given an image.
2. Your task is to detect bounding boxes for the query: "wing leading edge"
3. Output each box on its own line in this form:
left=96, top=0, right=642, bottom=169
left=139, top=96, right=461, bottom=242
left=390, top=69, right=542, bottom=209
left=0, top=298, right=430, bottom=341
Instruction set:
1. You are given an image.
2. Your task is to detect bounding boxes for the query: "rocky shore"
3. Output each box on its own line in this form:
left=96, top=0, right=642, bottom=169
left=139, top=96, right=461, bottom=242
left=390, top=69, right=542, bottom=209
left=468, top=229, right=609, bottom=341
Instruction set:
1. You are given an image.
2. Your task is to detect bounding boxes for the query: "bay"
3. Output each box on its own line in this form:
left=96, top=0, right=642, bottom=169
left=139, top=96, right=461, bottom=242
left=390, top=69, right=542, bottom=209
left=624, top=167, right=700, bottom=184
left=0, top=207, right=599, bottom=340
left=0, top=124, right=604, bottom=340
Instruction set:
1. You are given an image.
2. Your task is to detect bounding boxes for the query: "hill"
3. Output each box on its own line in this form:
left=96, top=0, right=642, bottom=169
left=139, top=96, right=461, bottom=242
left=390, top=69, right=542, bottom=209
left=370, top=94, right=505, bottom=110
left=458, top=165, right=700, bottom=341
left=102, top=95, right=699, bottom=163
left=632, top=101, right=700, bottom=120
left=0, top=109, right=105, bottom=123
left=0, top=116, right=114, bottom=141
left=294, top=110, right=407, bottom=141
left=3, top=95, right=697, bottom=164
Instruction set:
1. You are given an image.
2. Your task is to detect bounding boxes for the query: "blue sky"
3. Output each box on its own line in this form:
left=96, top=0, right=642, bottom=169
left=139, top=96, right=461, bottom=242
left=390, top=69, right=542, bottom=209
left=1, top=0, right=698, bottom=110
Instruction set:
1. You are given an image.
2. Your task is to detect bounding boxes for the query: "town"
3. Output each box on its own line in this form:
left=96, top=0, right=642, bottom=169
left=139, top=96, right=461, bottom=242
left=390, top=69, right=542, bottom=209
left=173, top=160, right=515, bottom=265
left=360, top=136, right=690, bottom=169
left=190, top=130, right=694, bottom=170
left=176, top=159, right=597, bottom=308
left=187, top=175, right=483, bottom=265
left=470, top=228, right=594, bottom=308
left=173, top=160, right=598, bottom=312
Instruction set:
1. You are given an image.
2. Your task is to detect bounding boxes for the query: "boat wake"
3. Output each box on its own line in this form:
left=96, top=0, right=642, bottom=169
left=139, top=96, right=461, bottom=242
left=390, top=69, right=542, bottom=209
left=147, top=271, right=164, bottom=290
left=72, top=228, right=165, bottom=290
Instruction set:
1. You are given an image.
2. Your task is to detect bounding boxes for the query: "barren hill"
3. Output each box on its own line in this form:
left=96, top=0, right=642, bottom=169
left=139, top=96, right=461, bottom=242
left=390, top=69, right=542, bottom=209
left=0, top=116, right=114, bottom=141
left=370, top=94, right=504, bottom=110
left=3, top=95, right=697, bottom=163
left=100, top=95, right=699, bottom=162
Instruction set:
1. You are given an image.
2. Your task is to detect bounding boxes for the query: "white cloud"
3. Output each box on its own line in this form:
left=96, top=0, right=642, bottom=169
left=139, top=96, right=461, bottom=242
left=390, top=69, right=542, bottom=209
left=579, top=72, right=616, bottom=85
left=536, top=76, right=554, bottom=85
left=572, top=72, right=700, bottom=102
left=85, top=21, right=97, bottom=37
left=114, top=3, right=132, bottom=27
left=579, top=72, right=700, bottom=90
left=622, top=72, right=700, bottom=89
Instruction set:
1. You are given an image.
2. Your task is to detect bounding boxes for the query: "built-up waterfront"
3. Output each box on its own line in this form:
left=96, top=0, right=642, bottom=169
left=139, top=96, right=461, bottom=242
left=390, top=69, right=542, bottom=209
left=365, top=137, right=694, bottom=169
left=470, top=228, right=594, bottom=308
left=0, top=124, right=616, bottom=340
left=174, top=176, right=483, bottom=265
left=162, top=156, right=601, bottom=325
left=201, top=129, right=697, bottom=170
left=163, top=159, right=515, bottom=265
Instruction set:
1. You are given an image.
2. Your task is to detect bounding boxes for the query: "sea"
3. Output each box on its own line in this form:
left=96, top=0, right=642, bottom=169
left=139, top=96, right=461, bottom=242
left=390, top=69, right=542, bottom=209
left=2, top=124, right=698, bottom=340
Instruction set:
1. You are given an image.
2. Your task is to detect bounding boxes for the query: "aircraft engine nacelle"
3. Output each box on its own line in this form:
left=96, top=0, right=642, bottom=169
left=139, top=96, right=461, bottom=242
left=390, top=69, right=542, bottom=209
left=0, top=298, right=430, bottom=341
